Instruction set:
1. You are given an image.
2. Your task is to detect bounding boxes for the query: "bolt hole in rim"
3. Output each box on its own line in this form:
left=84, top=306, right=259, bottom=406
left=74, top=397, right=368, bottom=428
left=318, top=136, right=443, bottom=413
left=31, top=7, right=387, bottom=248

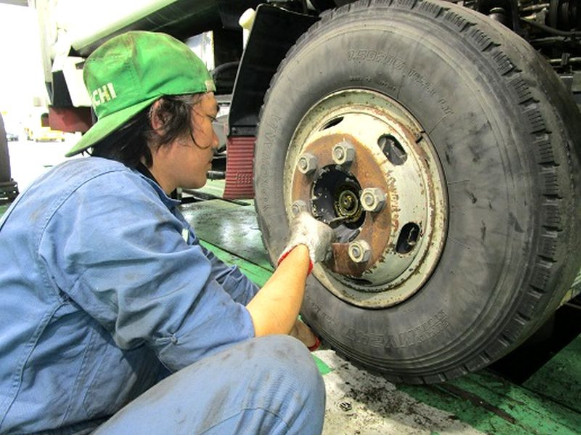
left=285, top=89, right=448, bottom=308
left=379, top=134, right=408, bottom=166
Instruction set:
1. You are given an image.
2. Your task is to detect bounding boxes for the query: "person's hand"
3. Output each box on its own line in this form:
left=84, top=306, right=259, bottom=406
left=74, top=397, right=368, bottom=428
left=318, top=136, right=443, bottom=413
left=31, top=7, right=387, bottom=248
left=290, top=318, right=321, bottom=351
left=278, top=212, right=335, bottom=267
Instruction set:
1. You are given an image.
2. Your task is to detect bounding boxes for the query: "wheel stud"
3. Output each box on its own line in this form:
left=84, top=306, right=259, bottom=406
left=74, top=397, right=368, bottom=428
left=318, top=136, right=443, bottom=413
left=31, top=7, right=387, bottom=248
left=297, top=153, right=318, bottom=175
left=360, top=188, right=386, bottom=213
left=348, top=240, right=371, bottom=264
left=291, top=200, right=307, bottom=216
left=332, top=141, right=355, bottom=166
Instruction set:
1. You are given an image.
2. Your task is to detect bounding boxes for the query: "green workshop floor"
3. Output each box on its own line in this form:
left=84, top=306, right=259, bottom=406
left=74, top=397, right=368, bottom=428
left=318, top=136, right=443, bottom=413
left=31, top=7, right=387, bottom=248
left=181, top=181, right=581, bottom=435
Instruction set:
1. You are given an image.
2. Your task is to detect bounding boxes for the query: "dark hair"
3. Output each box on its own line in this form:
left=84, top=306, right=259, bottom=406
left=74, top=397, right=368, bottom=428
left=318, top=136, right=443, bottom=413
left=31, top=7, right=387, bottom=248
left=90, top=93, right=203, bottom=168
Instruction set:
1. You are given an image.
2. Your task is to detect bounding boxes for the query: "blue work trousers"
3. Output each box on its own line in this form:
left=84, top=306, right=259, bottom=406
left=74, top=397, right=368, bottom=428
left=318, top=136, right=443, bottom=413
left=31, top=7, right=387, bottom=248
left=92, top=335, right=325, bottom=434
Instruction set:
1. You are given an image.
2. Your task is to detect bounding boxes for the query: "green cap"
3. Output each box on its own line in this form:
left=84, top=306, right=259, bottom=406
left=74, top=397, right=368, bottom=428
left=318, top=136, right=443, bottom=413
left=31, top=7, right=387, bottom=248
left=66, top=31, right=216, bottom=157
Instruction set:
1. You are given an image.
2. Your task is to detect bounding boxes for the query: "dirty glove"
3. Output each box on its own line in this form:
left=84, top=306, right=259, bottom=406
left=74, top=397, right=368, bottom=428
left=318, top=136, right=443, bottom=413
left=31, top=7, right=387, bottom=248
left=277, top=212, right=335, bottom=273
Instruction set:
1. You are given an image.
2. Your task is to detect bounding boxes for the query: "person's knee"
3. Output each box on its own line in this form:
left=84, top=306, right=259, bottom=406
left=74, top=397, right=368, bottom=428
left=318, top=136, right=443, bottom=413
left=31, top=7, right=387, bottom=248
left=279, top=335, right=322, bottom=380
left=94, top=336, right=325, bottom=435
left=250, top=335, right=321, bottom=383
left=248, top=335, right=326, bottom=433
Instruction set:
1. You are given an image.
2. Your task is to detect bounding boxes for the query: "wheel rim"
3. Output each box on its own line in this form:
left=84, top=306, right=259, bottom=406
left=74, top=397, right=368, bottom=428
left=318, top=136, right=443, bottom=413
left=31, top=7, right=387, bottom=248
left=284, top=89, right=448, bottom=308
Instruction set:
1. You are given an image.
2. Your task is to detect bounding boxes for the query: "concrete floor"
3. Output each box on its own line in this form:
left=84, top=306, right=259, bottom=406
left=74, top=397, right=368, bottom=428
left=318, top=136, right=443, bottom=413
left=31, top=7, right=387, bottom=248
left=3, top=139, right=581, bottom=434
left=315, top=350, right=483, bottom=435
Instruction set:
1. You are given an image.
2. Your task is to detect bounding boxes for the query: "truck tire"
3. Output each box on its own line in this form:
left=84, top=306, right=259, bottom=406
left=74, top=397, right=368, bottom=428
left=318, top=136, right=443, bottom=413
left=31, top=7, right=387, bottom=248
left=254, top=0, right=581, bottom=383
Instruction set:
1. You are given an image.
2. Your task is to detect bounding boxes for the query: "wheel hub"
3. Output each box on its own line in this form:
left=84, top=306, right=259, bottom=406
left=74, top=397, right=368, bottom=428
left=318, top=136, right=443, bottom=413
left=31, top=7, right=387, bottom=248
left=284, top=89, right=448, bottom=308
left=312, top=167, right=364, bottom=230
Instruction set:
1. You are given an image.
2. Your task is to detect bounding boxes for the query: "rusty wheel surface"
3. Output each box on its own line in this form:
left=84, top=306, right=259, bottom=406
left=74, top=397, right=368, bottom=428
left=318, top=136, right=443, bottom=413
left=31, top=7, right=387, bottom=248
left=285, top=89, right=447, bottom=308
left=254, top=0, right=581, bottom=383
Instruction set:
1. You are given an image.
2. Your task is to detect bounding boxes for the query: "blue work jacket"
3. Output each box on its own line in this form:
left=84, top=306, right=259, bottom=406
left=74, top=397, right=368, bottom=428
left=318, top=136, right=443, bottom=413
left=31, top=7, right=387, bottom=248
left=0, top=157, right=258, bottom=433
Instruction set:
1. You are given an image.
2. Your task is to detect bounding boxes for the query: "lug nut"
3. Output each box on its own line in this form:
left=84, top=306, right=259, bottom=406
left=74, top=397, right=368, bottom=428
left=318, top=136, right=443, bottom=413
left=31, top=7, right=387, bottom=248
left=360, top=188, right=386, bottom=213
left=291, top=200, right=308, bottom=217
left=332, top=141, right=355, bottom=166
left=297, top=153, right=318, bottom=175
left=348, top=240, right=371, bottom=264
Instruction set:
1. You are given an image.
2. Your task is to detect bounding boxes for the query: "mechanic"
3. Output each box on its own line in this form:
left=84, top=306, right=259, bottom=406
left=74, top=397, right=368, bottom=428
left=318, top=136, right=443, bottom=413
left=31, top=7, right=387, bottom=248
left=0, top=31, right=334, bottom=434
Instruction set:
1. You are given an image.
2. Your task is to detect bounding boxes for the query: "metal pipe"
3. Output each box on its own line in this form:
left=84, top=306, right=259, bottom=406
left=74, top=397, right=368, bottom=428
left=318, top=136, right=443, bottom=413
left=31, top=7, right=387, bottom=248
left=549, top=57, right=581, bottom=64
left=207, top=171, right=226, bottom=180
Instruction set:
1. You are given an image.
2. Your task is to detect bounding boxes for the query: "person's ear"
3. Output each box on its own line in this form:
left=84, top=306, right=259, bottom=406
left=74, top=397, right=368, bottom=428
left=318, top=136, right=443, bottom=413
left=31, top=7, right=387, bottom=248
left=149, top=99, right=166, bottom=134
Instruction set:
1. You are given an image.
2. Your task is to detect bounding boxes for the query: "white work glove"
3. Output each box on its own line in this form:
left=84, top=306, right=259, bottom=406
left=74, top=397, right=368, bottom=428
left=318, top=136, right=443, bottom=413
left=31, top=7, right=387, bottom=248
left=277, top=212, right=335, bottom=272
